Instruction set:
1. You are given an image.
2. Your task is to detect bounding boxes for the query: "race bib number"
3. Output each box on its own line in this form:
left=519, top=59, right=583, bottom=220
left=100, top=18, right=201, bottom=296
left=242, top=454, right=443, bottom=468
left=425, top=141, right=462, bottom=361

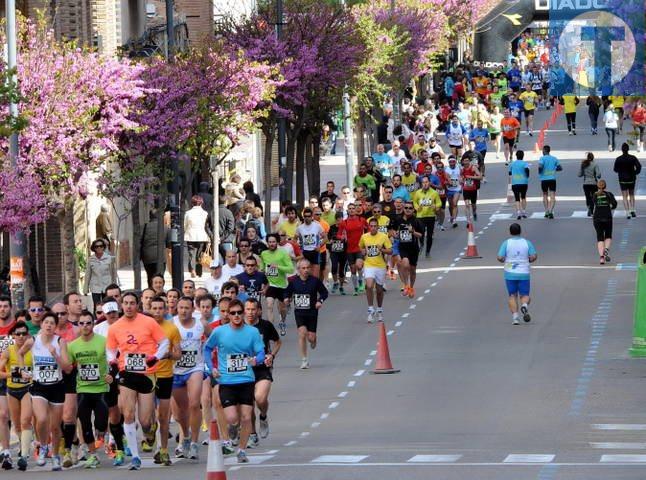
left=266, top=265, right=278, bottom=277
left=247, top=289, right=261, bottom=301
left=399, top=229, right=413, bottom=242
left=366, top=245, right=380, bottom=257
left=0, top=337, right=13, bottom=353
left=79, top=363, right=100, bottom=382
left=465, top=179, right=474, bottom=187
left=10, top=366, right=30, bottom=384
left=177, top=350, right=197, bottom=369
left=34, top=364, right=61, bottom=384
left=331, top=240, right=345, bottom=252
left=226, top=354, right=248, bottom=373
left=294, top=294, right=311, bottom=309
left=124, top=353, right=146, bottom=372
left=450, top=178, right=459, bottom=188
left=420, top=198, right=431, bottom=206
left=303, top=234, right=316, bottom=246
left=378, top=225, right=388, bottom=234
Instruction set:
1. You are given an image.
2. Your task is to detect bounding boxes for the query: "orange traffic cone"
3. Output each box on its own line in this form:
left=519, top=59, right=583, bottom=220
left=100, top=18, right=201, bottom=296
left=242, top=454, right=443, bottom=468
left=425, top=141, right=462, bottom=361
left=206, top=421, right=227, bottom=480
left=464, top=222, right=482, bottom=259
left=372, top=322, right=400, bottom=374
left=534, top=142, right=540, bottom=153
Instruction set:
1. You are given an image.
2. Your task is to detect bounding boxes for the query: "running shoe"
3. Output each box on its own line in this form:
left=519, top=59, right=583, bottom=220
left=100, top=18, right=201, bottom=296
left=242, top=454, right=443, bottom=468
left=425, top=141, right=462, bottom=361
left=631, top=211, right=636, bottom=218
left=408, top=287, right=416, bottom=299
left=278, top=320, right=287, bottom=336
left=202, top=438, right=209, bottom=446
left=247, top=434, right=259, bottom=449
left=141, top=439, right=153, bottom=453
left=113, top=450, right=125, bottom=466
left=452, top=222, right=458, bottom=228
left=339, top=286, right=346, bottom=295
left=517, top=214, right=522, bottom=220
left=331, top=282, right=339, bottom=294
left=17, top=456, right=27, bottom=471
left=174, top=444, right=185, bottom=458
left=401, top=286, right=409, bottom=297
left=599, top=255, right=606, bottom=265
left=76, top=443, right=86, bottom=462
left=353, top=287, right=359, bottom=296
left=236, top=450, right=248, bottom=464
left=358, top=282, right=366, bottom=293
left=62, top=449, right=73, bottom=468
left=84, top=454, right=100, bottom=469
left=181, top=438, right=191, bottom=458
left=52, top=455, right=62, bottom=471
left=440, top=225, right=445, bottom=231
left=222, top=442, right=235, bottom=456
left=188, top=442, right=199, bottom=460
left=473, top=213, right=478, bottom=221
left=376, top=310, right=384, bottom=322
left=522, top=213, right=527, bottom=219
left=512, top=318, right=520, bottom=325
left=1, top=452, right=13, bottom=470
left=604, top=248, right=611, bottom=263
left=309, top=336, right=317, bottom=349
left=128, top=457, right=142, bottom=471
left=124, top=445, right=132, bottom=457
left=300, top=358, right=310, bottom=369
left=160, top=450, right=172, bottom=466
left=367, top=311, right=375, bottom=324
left=259, top=416, right=269, bottom=439
left=549, top=212, right=554, bottom=219
left=520, top=305, right=531, bottom=323
left=36, top=446, right=48, bottom=466
left=544, top=212, right=549, bottom=218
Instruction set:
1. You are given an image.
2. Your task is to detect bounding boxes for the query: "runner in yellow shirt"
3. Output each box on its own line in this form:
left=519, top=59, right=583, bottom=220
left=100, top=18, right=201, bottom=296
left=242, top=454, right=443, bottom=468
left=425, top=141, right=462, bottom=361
left=359, top=219, right=392, bottom=323
left=412, top=177, right=441, bottom=258
left=519, top=84, right=539, bottom=136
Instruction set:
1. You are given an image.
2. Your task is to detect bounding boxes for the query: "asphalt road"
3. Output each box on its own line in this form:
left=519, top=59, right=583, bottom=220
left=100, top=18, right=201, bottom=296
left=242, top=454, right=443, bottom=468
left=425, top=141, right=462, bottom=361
left=13, top=108, right=646, bottom=480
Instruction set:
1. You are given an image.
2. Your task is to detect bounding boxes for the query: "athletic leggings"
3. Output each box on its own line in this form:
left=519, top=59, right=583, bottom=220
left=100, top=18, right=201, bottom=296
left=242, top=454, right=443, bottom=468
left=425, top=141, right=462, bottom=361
left=78, top=392, right=109, bottom=444
left=330, top=252, right=347, bottom=282
left=419, top=217, right=436, bottom=255
left=566, top=112, right=576, bottom=132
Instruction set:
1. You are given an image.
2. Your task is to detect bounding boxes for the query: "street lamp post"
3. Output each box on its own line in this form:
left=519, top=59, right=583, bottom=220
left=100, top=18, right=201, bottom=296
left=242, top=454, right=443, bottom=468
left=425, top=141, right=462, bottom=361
left=6, top=0, right=25, bottom=309
left=343, top=91, right=355, bottom=187
left=276, top=0, right=287, bottom=202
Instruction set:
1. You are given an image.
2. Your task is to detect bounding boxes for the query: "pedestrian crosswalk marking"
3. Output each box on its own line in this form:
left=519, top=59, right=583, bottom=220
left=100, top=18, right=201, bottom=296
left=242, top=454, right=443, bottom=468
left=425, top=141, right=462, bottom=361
left=224, top=454, right=274, bottom=465
left=592, top=424, right=646, bottom=430
left=312, top=455, right=368, bottom=463
left=407, top=454, right=462, bottom=462
left=530, top=212, right=546, bottom=219
left=616, top=263, right=637, bottom=271
left=504, top=454, right=555, bottom=463
left=600, top=454, right=646, bottom=463
left=490, top=213, right=513, bottom=220
left=590, top=442, right=646, bottom=449
left=571, top=210, right=589, bottom=217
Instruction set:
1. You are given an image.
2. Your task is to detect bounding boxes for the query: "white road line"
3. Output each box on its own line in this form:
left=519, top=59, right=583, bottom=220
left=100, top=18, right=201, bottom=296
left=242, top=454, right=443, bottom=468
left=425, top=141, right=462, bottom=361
left=226, top=461, right=646, bottom=469
left=311, top=455, right=369, bottom=463
left=284, top=441, right=297, bottom=446
left=424, top=289, right=430, bottom=293
left=478, top=231, right=484, bottom=234
left=453, top=257, right=460, bottom=262
left=328, top=402, right=340, bottom=409
left=571, top=210, right=589, bottom=218
left=409, top=304, right=416, bottom=309
left=431, top=282, right=438, bottom=286
left=224, top=455, right=275, bottom=465
left=346, top=381, right=356, bottom=388
left=600, top=454, right=646, bottom=462
left=591, top=442, right=646, bottom=449
left=310, top=422, right=320, bottom=428
left=402, top=313, right=410, bottom=318
left=320, top=413, right=329, bottom=420
left=364, top=359, right=372, bottom=366
left=417, top=296, right=424, bottom=301
left=266, top=450, right=279, bottom=454
left=338, top=391, right=348, bottom=398
left=460, top=251, right=465, bottom=255
left=530, top=212, right=545, bottom=219
left=438, top=276, right=444, bottom=280
left=483, top=226, right=489, bottom=230
left=408, top=455, right=463, bottom=463
left=387, top=330, right=394, bottom=336
left=353, top=370, right=365, bottom=377
left=592, top=424, right=646, bottom=430
left=449, top=263, right=456, bottom=267
left=369, top=350, right=377, bottom=356
left=299, top=432, right=310, bottom=437
left=503, top=454, right=555, bottom=463
left=395, top=321, right=402, bottom=327
left=490, top=213, right=512, bottom=220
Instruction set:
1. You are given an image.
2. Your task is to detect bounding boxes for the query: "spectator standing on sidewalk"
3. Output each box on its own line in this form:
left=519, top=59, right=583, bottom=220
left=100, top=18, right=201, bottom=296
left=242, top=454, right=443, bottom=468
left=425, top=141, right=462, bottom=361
left=83, top=239, right=117, bottom=311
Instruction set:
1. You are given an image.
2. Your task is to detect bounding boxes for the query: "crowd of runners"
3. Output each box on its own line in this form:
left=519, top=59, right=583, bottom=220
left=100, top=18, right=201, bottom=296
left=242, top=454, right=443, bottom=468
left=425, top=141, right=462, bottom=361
left=0, top=30, right=643, bottom=473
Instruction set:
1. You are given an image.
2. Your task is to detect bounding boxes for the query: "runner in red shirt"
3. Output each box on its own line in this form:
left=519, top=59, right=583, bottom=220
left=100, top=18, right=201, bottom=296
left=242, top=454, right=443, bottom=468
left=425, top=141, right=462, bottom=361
left=460, top=155, right=483, bottom=222
left=340, top=204, right=367, bottom=295
left=434, top=161, right=451, bottom=231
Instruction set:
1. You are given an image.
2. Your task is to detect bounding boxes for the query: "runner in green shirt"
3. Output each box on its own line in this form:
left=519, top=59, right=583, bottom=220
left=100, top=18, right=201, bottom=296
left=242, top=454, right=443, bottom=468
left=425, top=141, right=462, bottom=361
left=260, top=234, right=295, bottom=335
left=67, top=311, right=112, bottom=468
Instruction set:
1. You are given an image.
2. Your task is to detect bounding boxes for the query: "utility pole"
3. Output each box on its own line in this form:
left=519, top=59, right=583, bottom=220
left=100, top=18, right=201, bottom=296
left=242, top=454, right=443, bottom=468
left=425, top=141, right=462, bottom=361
left=390, top=0, right=400, bottom=124
left=6, top=0, right=25, bottom=309
left=165, top=0, right=183, bottom=289
left=276, top=0, right=287, bottom=202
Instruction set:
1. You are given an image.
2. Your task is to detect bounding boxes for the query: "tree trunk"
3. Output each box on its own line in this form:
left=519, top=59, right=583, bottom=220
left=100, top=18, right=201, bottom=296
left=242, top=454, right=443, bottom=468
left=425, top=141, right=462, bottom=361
left=58, top=199, right=78, bottom=292
left=356, top=115, right=365, bottom=162
left=262, top=130, right=274, bottom=233
left=132, top=199, right=142, bottom=291
left=295, top=130, right=307, bottom=206
left=304, top=131, right=314, bottom=195
left=310, top=132, right=321, bottom=196
left=156, top=161, right=166, bottom=277
left=285, top=132, right=297, bottom=202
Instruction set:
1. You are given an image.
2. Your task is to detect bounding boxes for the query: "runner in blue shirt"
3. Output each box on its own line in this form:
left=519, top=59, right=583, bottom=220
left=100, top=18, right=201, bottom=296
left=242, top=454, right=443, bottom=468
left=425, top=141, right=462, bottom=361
left=538, top=145, right=562, bottom=219
left=371, top=144, right=393, bottom=181
left=391, top=174, right=411, bottom=201
left=507, top=63, right=523, bottom=92
left=497, top=223, right=537, bottom=325
left=508, top=149, right=530, bottom=219
left=203, top=298, right=265, bottom=464
left=469, top=120, right=490, bottom=179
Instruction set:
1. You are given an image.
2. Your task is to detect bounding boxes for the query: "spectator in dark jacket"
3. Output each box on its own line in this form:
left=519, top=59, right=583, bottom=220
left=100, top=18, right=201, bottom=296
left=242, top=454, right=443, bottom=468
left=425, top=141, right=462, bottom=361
left=141, top=209, right=170, bottom=286
left=243, top=181, right=263, bottom=215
